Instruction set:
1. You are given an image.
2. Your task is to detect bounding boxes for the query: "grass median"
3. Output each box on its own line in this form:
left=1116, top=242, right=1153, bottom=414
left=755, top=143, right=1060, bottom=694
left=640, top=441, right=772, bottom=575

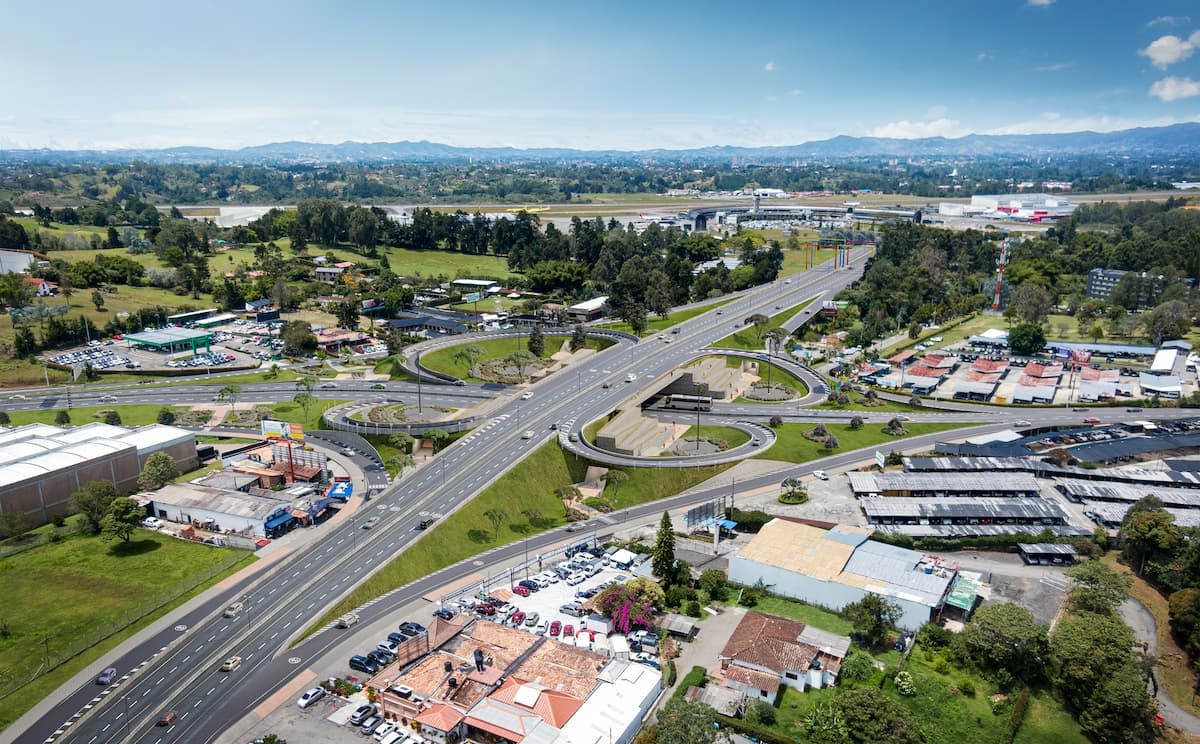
left=597, top=298, right=735, bottom=337
left=756, top=421, right=969, bottom=463
left=713, top=296, right=816, bottom=350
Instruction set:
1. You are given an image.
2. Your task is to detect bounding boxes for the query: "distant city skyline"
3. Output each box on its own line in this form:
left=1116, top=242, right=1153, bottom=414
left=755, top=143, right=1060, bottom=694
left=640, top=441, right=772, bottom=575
left=2, top=0, right=1199, bottom=150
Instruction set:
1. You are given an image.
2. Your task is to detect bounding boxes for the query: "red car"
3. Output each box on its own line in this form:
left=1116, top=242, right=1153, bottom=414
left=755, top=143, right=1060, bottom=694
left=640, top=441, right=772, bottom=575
left=512, top=585, right=531, bottom=597
left=475, top=603, right=496, bottom=616
left=563, top=624, right=574, bottom=638
left=549, top=621, right=561, bottom=637
left=510, top=611, right=526, bottom=626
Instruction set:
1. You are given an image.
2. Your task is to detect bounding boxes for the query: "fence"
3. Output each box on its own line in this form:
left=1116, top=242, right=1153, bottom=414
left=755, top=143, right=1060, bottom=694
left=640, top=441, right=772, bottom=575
left=0, top=547, right=250, bottom=704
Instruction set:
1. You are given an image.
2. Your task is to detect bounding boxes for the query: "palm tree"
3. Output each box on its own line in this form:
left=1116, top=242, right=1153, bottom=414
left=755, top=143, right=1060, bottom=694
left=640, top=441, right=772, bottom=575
left=764, top=327, right=789, bottom=389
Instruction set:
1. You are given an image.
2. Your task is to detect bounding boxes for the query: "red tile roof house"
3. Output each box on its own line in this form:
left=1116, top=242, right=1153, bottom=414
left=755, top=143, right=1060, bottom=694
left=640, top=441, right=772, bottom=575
left=717, top=612, right=850, bottom=703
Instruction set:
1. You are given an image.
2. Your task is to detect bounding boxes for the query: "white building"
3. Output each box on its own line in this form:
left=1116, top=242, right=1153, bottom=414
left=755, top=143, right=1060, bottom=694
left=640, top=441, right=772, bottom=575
left=728, top=520, right=956, bottom=629
left=554, top=661, right=660, bottom=744
left=143, top=483, right=294, bottom=538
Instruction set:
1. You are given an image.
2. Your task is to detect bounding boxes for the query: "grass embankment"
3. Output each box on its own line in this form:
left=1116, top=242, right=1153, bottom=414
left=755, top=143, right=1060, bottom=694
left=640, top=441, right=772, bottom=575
left=1103, top=554, right=1200, bottom=718
left=756, top=422, right=968, bottom=464
left=421, top=336, right=611, bottom=383
left=372, top=356, right=419, bottom=382
left=814, top=393, right=926, bottom=413
left=262, top=398, right=345, bottom=430
left=309, top=442, right=589, bottom=634
left=0, top=360, right=71, bottom=389
left=598, top=298, right=736, bottom=337
left=598, top=463, right=732, bottom=511
left=675, top=425, right=750, bottom=451
left=364, top=434, right=406, bottom=477
left=713, top=297, right=816, bottom=350
left=0, top=531, right=253, bottom=729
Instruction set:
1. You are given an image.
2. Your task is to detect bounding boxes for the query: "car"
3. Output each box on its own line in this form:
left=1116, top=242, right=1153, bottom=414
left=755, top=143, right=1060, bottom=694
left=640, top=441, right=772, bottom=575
left=1083, top=417, right=1102, bottom=425
left=549, top=422, right=558, bottom=430
left=318, top=382, right=337, bottom=389
left=521, top=391, right=533, bottom=400
left=565, top=573, right=585, bottom=586
left=475, top=602, right=496, bottom=616
left=341, top=448, right=356, bottom=457
left=142, top=516, right=164, bottom=529
left=512, top=584, right=531, bottom=597
left=751, top=438, right=761, bottom=447
left=433, top=607, right=456, bottom=621
left=349, top=704, right=378, bottom=726
left=1127, top=407, right=1143, bottom=412
left=560, top=603, right=584, bottom=617
left=378, top=638, right=401, bottom=653
left=371, top=383, right=386, bottom=390
left=96, top=667, right=117, bottom=685
left=400, top=622, right=426, bottom=635
left=223, top=602, right=244, bottom=618
left=297, top=686, right=326, bottom=708
left=563, top=624, right=575, bottom=638
left=716, top=309, right=724, bottom=315
left=521, top=430, right=535, bottom=439
left=368, top=649, right=395, bottom=666
left=510, top=611, right=526, bottom=626
left=157, top=710, right=179, bottom=726
left=99, top=395, right=117, bottom=402
left=337, top=613, right=360, bottom=628
left=631, top=653, right=660, bottom=670
left=362, top=516, right=380, bottom=529
left=625, top=374, right=637, bottom=383
left=360, top=716, right=382, bottom=736
left=372, top=722, right=397, bottom=742
left=418, top=518, right=436, bottom=530
left=350, top=655, right=380, bottom=674
left=524, top=611, right=540, bottom=627
left=549, top=621, right=562, bottom=637
left=812, top=470, right=829, bottom=480
left=387, top=631, right=409, bottom=645
left=219, top=656, right=242, bottom=672
left=575, top=588, right=596, bottom=600
left=601, top=381, right=612, bottom=389
left=1014, top=420, right=1032, bottom=427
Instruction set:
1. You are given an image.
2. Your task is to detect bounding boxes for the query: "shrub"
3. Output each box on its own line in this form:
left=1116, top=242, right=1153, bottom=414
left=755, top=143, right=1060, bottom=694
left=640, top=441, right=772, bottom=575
left=957, top=679, right=977, bottom=697
left=932, top=656, right=951, bottom=675
left=768, top=416, right=783, bottom=427
left=894, top=671, right=916, bottom=697
left=665, top=586, right=690, bottom=609
left=685, top=600, right=702, bottom=617
left=745, top=700, right=777, bottom=726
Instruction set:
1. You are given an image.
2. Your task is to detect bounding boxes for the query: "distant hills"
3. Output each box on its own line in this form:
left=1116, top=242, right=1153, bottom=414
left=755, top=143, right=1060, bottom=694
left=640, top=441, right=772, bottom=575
left=4, top=122, right=1200, bottom=164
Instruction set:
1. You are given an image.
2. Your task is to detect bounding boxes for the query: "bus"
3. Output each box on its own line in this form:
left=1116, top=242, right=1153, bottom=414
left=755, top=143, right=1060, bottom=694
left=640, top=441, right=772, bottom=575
left=662, top=394, right=713, bottom=411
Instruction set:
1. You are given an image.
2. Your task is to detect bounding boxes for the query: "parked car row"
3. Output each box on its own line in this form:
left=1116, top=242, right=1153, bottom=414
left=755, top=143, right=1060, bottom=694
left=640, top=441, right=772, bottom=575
left=170, top=352, right=236, bottom=368
left=347, top=622, right=427, bottom=676
left=344, top=702, right=422, bottom=742
left=50, top=347, right=133, bottom=369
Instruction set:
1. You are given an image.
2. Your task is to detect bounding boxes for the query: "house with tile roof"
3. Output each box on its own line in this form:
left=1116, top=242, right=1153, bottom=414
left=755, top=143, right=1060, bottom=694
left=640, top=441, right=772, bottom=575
left=718, top=611, right=850, bottom=702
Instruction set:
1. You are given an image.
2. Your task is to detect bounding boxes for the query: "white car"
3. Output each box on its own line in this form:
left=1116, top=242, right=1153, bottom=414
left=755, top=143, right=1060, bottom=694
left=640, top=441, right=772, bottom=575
left=625, top=374, right=637, bottom=383
left=521, top=430, right=535, bottom=439
left=520, top=391, right=533, bottom=400
left=297, top=686, right=325, bottom=708
left=142, top=516, right=164, bottom=529
left=566, top=573, right=586, bottom=586
left=812, top=470, right=829, bottom=480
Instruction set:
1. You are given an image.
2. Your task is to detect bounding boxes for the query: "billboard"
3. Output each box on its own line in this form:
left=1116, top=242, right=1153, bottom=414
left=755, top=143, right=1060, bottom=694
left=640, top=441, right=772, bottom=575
left=875, top=450, right=886, bottom=469
left=463, top=291, right=484, bottom=303
left=261, top=420, right=305, bottom=441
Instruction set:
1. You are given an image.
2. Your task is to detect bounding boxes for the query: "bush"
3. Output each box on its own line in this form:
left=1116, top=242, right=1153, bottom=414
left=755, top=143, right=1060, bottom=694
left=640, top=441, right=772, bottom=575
left=663, top=659, right=677, bottom=688
left=745, top=700, right=777, bottom=726
left=685, top=600, right=702, bottom=617
left=769, top=416, right=783, bottom=427
left=917, top=622, right=954, bottom=651
left=714, top=714, right=796, bottom=744
left=51, top=514, right=66, bottom=528
left=665, top=586, right=690, bottom=609
left=932, top=656, right=951, bottom=674
left=894, top=671, right=916, bottom=697
left=1008, top=688, right=1031, bottom=738
left=729, top=508, right=772, bottom=533
left=699, top=569, right=728, bottom=601
left=957, top=679, right=977, bottom=697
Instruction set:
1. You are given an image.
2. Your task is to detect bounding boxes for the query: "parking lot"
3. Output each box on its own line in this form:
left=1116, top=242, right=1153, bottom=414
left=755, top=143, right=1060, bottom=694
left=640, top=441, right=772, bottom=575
left=46, top=333, right=260, bottom=373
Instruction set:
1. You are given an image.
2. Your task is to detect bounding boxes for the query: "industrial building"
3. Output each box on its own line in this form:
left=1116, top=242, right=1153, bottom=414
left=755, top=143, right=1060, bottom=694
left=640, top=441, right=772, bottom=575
left=847, top=471, right=1040, bottom=498
left=123, top=327, right=213, bottom=355
left=0, top=423, right=198, bottom=526
left=1085, top=268, right=1128, bottom=301
left=566, top=296, right=609, bottom=322
left=937, top=193, right=1074, bottom=221
left=1085, top=501, right=1200, bottom=529
left=727, top=520, right=963, bottom=629
left=141, top=483, right=295, bottom=538
left=1054, top=479, right=1200, bottom=508
left=859, top=497, right=1070, bottom=528
left=1018, top=543, right=1077, bottom=565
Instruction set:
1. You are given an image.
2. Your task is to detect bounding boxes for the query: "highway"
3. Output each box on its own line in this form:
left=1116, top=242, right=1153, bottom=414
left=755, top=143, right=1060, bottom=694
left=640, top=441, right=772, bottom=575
left=30, top=256, right=866, bottom=744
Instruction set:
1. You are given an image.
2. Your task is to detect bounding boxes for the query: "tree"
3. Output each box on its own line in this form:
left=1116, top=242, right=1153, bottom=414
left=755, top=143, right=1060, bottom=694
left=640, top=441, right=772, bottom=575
left=528, top=325, right=544, bottom=357
left=425, top=428, right=449, bottom=453
left=594, top=580, right=664, bottom=633
left=834, top=687, right=921, bottom=744
left=570, top=324, right=587, bottom=352
left=103, top=410, right=122, bottom=426
left=652, top=511, right=676, bottom=582
left=1008, top=283, right=1053, bottom=324
left=0, top=411, right=10, bottom=426
left=1007, top=322, right=1046, bottom=356
left=483, top=508, right=507, bottom=540
left=138, top=451, right=179, bottom=491
left=388, top=432, right=415, bottom=453
left=102, top=497, right=144, bottom=542
left=72, top=480, right=117, bottom=534
left=745, top=699, right=776, bottom=726
left=956, top=602, right=1048, bottom=684
left=453, top=345, right=483, bottom=373
left=505, top=350, right=536, bottom=380
left=280, top=320, right=317, bottom=356
left=0, top=510, right=32, bottom=540
left=655, top=699, right=725, bottom=744
left=803, top=702, right=850, bottom=744
left=1119, top=497, right=1179, bottom=576
left=334, top=300, right=360, bottom=330
left=605, top=469, right=629, bottom=501
left=91, top=289, right=105, bottom=311
left=699, top=569, right=728, bottom=601
left=293, top=391, right=316, bottom=428
left=1076, top=659, right=1158, bottom=744
left=218, top=384, right=241, bottom=412
left=746, top=313, right=770, bottom=342
left=841, top=593, right=900, bottom=649
left=781, top=477, right=805, bottom=500
left=54, top=409, right=70, bottom=425
left=388, top=452, right=414, bottom=478
left=1050, top=612, right=1135, bottom=713
left=822, top=434, right=840, bottom=449
left=1066, top=560, right=1131, bottom=615
left=156, top=407, right=175, bottom=425
left=1143, top=299, right=1191, bottom=345
left=838, top=652, right=875, bottom=682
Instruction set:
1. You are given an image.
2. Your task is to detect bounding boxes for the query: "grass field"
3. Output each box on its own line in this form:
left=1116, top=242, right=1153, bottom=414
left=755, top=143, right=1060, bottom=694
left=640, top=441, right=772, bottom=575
left=421, top=336, right=610, bottom=382
left=448, top=296, right=524, bottom=314
left=814, top=393, right=925, bottom=413
left=263, top=398, right=346, bottom=430
left=944, top=311, right=1200, bottom=350
left=756, top=421, right=967, bottom=464
left=308, top=441, right=588, bottom=634
left=597, top=298, right=736, bottom=337
left=0, top=359, right=70, bottom=389
left=0, top=531, right=252, bottom=729
left=713, top=297, right=816, bottom=350
left=676, top=424, right=750, bottom=451
left=597, top=462, right=731, bottom=510
left=6, top=403, right=168, bottom=427
left=748, top=594, right=857, bottom=637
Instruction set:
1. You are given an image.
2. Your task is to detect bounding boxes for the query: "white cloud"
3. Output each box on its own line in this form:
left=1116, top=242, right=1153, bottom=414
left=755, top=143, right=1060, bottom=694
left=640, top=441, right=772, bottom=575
left=868, top=118, right=967, bottom=139
left=1149, top=76, right=1200, bottom=101
left=788, top=89, right=803, bottom=96
left=1147, top=16, right=1190, bottom=28
left=976, top=51, right=993, bottom=62
left=1034, top=62, right=1072, bottom=72
left=985, top=111, right=1200, bottom=135
left=1140, top=31, right=1200, bottom=69
left=1027, top=0, right=1053, bottom=7
left=763, top=61, right=775, bottom=72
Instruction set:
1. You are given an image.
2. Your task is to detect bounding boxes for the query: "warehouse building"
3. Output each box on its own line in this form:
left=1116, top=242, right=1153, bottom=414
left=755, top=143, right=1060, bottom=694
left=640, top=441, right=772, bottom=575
left=728, top=520, right=959, bottom=629
left=1085, top=501, right=1200, bottom=529
left=847, top=471, right=1040, bottom=498
left=141, top=483, right=295, bottom=538
left=0, top=423, right=198, bottom=526
left=859, top=497, right=1070, bottom=527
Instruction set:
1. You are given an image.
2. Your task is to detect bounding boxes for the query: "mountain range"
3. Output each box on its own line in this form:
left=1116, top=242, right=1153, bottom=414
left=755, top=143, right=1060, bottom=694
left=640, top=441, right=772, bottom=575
left=3, top=122, right=1199, bottom=164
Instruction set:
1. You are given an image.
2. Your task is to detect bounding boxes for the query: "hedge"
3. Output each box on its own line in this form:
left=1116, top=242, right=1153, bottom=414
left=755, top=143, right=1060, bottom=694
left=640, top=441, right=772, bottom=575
left=672, top=665, right=708, bottom=702
left=715, top=714, right=803, bottom=744
left=663, top=659, right=677, bottom=689
left=1006, top=687, right=1032, bottom=743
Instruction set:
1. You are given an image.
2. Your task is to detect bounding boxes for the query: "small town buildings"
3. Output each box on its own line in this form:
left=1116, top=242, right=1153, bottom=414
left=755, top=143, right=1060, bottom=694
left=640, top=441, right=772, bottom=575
left=566, top=297, right=608, bottom=322
left=717, top=612, right=849, bottom=702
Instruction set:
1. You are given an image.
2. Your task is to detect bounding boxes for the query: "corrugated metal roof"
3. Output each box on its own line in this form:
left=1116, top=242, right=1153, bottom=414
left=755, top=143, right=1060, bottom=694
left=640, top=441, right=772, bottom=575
left=115, top=425, right=194, bottom=451
left=860, top=497, right=1068, bottom=521
left=849, top=471, right=1039, bottom=494
left=1056, top=478, right=1200, bottom=508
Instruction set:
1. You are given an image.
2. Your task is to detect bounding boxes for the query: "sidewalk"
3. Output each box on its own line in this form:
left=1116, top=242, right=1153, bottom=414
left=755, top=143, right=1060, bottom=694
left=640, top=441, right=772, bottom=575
left=3, top=442, right=375, bottom=744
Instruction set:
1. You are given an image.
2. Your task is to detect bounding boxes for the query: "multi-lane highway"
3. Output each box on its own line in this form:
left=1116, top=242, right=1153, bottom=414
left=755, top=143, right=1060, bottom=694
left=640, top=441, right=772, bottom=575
left=23, top=256, right=865, bottom=744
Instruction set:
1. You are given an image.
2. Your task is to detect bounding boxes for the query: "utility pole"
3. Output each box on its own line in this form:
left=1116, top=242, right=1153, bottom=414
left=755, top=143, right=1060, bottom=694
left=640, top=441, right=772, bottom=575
left=415, top=350, right=423, bottom=412
left=695, top=382, right=702, bottom=450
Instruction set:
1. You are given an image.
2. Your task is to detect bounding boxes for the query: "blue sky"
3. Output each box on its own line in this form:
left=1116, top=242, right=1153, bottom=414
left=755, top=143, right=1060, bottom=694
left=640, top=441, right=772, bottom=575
left=2, top=0, right=1199, bottom=150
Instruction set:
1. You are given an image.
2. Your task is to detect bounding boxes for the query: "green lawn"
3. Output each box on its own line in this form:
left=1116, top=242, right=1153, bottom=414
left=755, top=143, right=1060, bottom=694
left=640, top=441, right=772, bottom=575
left=449, top=296, right=524, bottom=314
left=0, top=531, right=252, bottom=729
left=372, top=356, right=419, bottom=382
left=714, top=297, right=816, bottom=350
left=756, top=421, right=968, bottom=464
left=748, top=594, right=856, bottom=636
left=1013, top=690, right=1090, bottom=744
left=0, top=359, right=71, bottom=389
left=598, top=298, right=736, bottom=337
left=263, top=397, right=346, bottom=430
left=813, top=393, right=925, bottom=413
left=364, top=434, right=406, bottom=477
left=6, top=403, right=169, bottom=427
left=380, top=245, right=515, bottom=280
left=307, top=441, right=588, bottom=635
left=676, top=424, right=750, bottom=451
left=421, top=336, right=610, bottom=382
left=598, top=463, right=732, bottom=510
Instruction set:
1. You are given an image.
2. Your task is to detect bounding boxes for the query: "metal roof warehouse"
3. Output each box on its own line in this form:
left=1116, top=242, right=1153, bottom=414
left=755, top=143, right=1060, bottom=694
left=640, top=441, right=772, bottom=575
left=847, top=471, right=1040, bottom=498
left=905, top=455, right=1200, bottom=488
left=1054, top=479, right=1200, bottom=508
left=859, top=497, right=1069, bottom=525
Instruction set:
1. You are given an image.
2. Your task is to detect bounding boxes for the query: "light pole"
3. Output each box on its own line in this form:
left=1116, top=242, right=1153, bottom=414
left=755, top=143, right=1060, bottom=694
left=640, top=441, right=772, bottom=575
left=415, top=350, right=423, bottom=412
left=695, top=382, right=702, bottom=450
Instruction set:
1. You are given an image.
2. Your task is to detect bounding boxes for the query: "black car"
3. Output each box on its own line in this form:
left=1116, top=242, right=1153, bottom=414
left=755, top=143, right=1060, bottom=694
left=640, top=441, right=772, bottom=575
left=518, top=579, right=540, bottom=591
left=387, top=631, right=409, bottom=645
left=418, top=518, right=435, bottom=530
left=400, top=622, right=426, bottom=636
left=433, top=608, right=455, bottom=621
left=349, top=655, right=380, bottom=675
left=368, top=649, right=395, bottom=666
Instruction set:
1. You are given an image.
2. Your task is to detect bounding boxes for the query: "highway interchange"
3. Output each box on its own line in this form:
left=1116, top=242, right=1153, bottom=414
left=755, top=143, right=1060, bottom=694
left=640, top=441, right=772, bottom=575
left=12, top=250, right=1198, bottom=744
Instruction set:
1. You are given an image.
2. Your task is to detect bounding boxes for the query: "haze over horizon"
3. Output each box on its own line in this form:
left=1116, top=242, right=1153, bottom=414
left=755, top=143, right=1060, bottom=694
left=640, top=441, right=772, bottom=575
left=3, top=0, right=1200, bottom=151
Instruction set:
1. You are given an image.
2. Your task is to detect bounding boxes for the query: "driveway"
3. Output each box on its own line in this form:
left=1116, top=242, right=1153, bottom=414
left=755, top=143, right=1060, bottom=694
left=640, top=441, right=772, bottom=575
left=667, top=606, right=746, bottom=698
left=1120, top=598, right=1200, bottom=735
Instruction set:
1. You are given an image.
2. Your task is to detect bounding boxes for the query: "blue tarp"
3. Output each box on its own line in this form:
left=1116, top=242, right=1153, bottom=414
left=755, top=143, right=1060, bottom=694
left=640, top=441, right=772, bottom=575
left=264, top=512, right=294, bottom=529
left=327, top=482, right=353, bottom=501
left=720, top=519, right=738, bottom=530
